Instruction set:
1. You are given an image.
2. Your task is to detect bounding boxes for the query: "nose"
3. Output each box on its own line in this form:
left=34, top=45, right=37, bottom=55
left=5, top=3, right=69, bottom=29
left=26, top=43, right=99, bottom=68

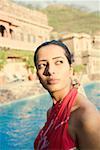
left=43, top=63, right=55, bottom=76
left=48, top=63, right=55, bottom=75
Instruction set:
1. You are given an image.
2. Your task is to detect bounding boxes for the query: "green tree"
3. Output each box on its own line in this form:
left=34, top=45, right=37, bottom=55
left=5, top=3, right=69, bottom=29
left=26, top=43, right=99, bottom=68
left=0, top=51, right=7, bottom=70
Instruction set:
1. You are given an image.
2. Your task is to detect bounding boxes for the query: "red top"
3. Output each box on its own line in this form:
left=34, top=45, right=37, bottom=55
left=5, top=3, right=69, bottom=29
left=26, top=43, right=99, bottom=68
left=34, top=87, right=78, bottom=150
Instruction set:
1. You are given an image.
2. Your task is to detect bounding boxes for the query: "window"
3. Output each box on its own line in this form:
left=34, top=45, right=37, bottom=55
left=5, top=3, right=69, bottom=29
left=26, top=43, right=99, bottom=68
left=20, top=33, right=24, bottom=41
left=10, top=29, right=15, bottom=39
left=0, top=25, right=6, bottom=37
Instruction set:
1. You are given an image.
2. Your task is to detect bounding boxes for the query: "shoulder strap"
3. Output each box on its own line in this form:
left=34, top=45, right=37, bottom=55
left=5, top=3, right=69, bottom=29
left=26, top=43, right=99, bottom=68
left=54, top=88, right=77, bottom=121
left=67, top=88, right=78, bottom=117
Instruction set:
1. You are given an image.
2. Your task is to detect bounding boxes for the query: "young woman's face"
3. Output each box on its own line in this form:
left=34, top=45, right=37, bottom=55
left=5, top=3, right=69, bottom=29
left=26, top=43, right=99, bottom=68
left=36, top=44, right=72, bottom=93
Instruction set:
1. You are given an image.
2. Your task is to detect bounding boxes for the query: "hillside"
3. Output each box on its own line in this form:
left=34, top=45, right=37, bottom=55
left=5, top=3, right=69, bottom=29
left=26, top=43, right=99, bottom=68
left=40, top=4, right=100, bottom=34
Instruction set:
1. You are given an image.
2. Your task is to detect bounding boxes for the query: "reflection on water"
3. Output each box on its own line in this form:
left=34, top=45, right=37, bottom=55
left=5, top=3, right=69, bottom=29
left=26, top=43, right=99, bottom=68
left=0, top=82, right=100, bottom=150
left=84, top=82, right=100, bottom=108
left=0, top=94, right=52, bottom=150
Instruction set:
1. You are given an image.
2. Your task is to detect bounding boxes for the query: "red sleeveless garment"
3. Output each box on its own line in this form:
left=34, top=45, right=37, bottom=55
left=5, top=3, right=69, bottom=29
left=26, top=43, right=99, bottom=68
left=34, top=87, right=78, bottom=150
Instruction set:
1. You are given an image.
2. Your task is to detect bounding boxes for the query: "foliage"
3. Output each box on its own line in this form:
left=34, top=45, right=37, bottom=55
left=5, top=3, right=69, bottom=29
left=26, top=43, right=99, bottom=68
left=7, top=49, right=34, bottom=73
left=73, top=64, right=85, bottom=73
left=0, top=49, right=34, bottom=73
left=11, top=1, right=100, bottom=34
left=26, top=55, right=34, bottom=73
left=40, top=5, right=100, bottom=34
left=0, top=51, right=7, bottom=70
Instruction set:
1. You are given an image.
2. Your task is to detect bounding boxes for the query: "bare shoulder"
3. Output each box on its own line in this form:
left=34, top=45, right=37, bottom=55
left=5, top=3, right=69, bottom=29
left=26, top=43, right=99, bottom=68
left=77, top=92, right=100, bottom=122
left=76, top=93, right=100, bottom=149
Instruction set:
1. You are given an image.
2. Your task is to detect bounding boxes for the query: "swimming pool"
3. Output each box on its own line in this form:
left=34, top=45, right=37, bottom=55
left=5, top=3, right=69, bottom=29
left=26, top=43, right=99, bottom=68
left=0, top=82, right=100, bottom=150
left=0, top=94, right=52, bottom=150
left=84, top=82, right=100, bottom=109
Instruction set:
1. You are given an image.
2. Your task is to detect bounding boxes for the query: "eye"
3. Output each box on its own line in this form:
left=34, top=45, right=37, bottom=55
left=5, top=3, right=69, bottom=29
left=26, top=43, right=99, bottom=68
left=55, top=60, right=63, bottom=65
left=37, top=63, right=47, bottom=69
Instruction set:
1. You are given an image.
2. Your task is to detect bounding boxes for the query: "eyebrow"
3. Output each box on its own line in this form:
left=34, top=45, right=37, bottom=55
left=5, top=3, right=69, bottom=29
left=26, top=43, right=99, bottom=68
left=38, top=56, right=65, bottom=62
left=53, top=56, right=64, bottom=60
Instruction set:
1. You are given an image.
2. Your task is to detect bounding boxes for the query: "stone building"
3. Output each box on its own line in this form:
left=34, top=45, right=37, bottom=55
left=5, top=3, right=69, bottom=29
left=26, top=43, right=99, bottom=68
left=0, top=0, right=100, bottom=82
left=0, top=0, right=53, bottom=84
left=60, top=33, right=100, bottom=80
left=0, top=0, right=52, bottom=51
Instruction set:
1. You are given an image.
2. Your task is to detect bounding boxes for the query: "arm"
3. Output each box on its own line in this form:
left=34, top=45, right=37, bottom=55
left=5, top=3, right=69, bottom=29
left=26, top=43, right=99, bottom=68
left=77, top=102, right=100, bottom=150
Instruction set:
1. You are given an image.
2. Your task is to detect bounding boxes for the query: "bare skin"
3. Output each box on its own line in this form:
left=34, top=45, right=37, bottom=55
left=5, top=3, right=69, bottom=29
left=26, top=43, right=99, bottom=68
left=36, top=44, right=100, bottom=149
left=68, top=93, right=100, bottom=150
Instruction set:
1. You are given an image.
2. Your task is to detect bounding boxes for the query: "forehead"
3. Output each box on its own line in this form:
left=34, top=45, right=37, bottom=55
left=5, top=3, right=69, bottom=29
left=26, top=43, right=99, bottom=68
left=36, top=44, right=65, bottom=60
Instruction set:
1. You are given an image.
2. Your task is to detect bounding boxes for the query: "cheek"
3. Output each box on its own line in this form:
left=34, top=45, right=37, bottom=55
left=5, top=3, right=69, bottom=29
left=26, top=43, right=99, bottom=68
left=37, top=72, right=48, bottom=90
left=59, top=70, right=71, bottom=86
left=60, top=68, right=71, bottom=78
left=37, top=71, right=46, bottom=83
left=60, top=70, right=71, bottom=86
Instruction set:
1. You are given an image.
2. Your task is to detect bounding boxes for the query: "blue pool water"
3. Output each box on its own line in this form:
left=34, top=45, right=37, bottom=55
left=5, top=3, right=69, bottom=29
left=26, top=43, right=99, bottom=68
left=84, top=82, right=100, bottom=109
left=0, top=82, right=100, bottom=150
left=0, top=94, right=52, bottom=150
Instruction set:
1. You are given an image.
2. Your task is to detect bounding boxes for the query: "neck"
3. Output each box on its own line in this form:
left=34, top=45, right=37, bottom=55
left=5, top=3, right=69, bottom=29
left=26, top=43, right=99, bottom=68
left=50, top=84, right=72, bottom=104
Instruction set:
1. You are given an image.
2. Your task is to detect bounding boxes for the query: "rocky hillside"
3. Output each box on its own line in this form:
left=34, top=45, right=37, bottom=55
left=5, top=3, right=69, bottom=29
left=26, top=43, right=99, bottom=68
left=41, top=4, right=100, bottom=34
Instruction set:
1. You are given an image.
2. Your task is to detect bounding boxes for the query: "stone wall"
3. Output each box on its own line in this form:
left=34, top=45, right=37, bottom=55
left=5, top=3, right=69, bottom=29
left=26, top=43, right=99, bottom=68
left=0, top=0, right=53, bottom=51
left=0, top=80, right=46, bottom=104
left=0, top=0, right=48, bottom=25
left=60, top=33, right=100, bottom=80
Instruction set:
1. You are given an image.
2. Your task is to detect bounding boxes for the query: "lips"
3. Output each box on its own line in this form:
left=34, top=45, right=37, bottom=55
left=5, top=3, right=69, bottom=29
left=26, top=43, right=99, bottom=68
left=47, top=79, right=59, bottom=85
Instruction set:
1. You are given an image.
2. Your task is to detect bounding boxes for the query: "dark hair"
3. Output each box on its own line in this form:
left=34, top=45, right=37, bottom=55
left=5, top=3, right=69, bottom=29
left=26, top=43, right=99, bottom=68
left=34, top=40, right=74, bottom=67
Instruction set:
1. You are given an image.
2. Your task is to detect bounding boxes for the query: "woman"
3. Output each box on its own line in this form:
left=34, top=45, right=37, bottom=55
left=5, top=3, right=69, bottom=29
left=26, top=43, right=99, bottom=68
left=34, top=40, right=100, bottom=150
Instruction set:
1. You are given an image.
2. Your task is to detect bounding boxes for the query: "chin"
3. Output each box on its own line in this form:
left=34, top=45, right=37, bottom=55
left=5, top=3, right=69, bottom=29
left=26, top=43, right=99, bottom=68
left=46, top=85, right=64, bottom=93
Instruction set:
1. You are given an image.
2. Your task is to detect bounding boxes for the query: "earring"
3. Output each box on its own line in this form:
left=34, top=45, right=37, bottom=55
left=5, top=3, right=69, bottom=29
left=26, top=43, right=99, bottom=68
left=71, top=78, right=80, bottom=89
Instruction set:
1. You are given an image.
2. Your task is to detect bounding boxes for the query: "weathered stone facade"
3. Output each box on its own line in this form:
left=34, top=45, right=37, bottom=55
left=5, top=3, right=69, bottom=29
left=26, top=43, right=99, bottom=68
left=0, top=0, right=99, bottom=82
left=0, top=0, right=52, bottom=51
left=60, top=33, right=100, bottom=80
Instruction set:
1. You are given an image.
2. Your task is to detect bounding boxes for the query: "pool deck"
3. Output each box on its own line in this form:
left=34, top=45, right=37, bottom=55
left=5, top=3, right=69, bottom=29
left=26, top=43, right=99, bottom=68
left=0, top=80, right=46, bottom=104
left=0, top=76, right=99, bottom=104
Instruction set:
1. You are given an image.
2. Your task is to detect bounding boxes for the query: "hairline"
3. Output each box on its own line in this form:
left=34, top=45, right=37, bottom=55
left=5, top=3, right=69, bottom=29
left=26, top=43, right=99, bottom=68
left=34, top=40, right=74, bottom=67
left=35, top=44, right=69, bottom=66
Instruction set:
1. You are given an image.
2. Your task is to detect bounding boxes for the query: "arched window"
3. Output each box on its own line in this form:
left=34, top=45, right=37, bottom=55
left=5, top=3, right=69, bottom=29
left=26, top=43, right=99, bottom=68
left=10, top=28, right=15, bottom=39
left=0, top=25, right=6, bottom=37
